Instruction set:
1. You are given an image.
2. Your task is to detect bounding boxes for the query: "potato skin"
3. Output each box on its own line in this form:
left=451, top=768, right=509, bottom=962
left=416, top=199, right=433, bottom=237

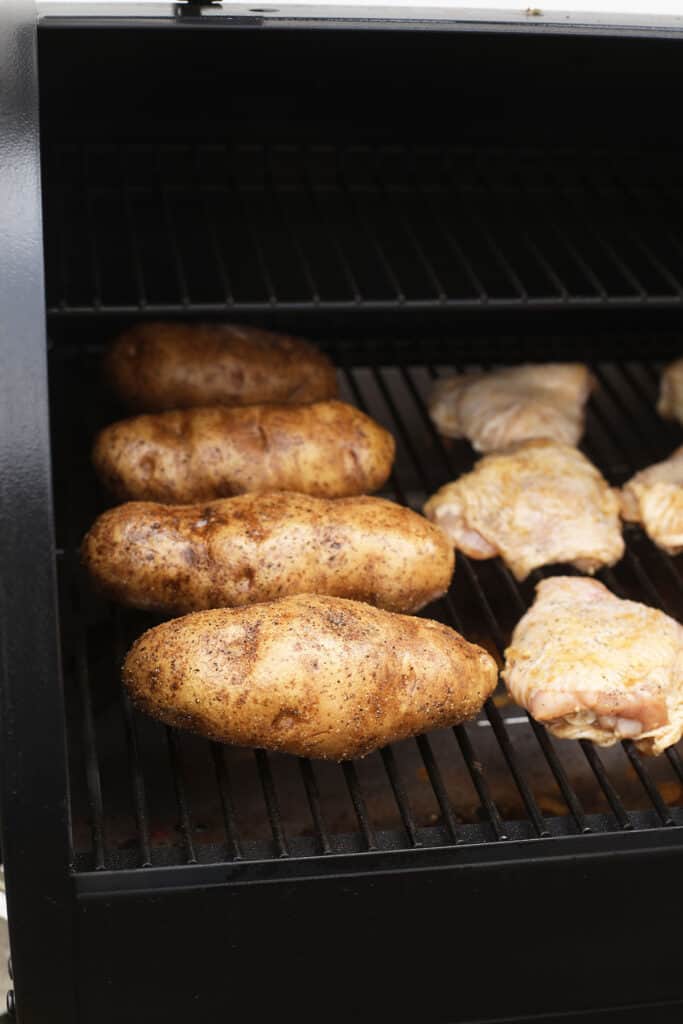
left=123, top=595, right=498, bottom=760
left=82, top=492, right=455, bottom=615
left=92, top=400, right=395, bottom=503
left=104, top=321, right=338, bottom=412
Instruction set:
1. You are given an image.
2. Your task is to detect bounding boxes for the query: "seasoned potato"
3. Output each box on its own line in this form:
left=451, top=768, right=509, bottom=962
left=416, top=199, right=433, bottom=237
left=104, top=321, right=338, bottom=411
left=82, top=492, right=454, bottom=615
left=123, top=594, right=498, bottom=760
left=93, top=400, right=395, bottom=503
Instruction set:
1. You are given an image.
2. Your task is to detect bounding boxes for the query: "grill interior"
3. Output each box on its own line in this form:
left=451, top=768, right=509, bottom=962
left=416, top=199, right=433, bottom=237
left=51, top=340, right=683, bottom=873
left=43, top=143, right=683, bottom=320
left=43, top=140, right=683, bottom=876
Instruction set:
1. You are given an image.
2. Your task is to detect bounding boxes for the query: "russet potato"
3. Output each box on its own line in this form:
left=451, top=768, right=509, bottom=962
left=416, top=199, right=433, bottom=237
left=82, top=492, right=455, bottom=615
left=123, top=595, right=498, bottom=760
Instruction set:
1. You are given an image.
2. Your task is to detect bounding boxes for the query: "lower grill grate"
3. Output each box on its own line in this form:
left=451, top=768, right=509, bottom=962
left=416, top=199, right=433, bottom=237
left=51, top=350, right=683, bottom=873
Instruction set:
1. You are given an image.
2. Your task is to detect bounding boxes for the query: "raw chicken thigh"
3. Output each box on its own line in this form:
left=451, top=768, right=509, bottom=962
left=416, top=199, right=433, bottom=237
left=428, top=363, right=594, bottom=453
left=621, top=445, right=683, bottom=554
left=423, top=440, right=624, bottom=581
left=658, top=358, right=683, bottom=424
left=503, top=576, right=683, bottom=755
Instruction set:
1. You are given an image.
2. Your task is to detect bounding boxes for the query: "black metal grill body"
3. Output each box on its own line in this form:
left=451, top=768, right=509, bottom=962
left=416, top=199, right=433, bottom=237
left=2, top=3, right=683, bottom=1021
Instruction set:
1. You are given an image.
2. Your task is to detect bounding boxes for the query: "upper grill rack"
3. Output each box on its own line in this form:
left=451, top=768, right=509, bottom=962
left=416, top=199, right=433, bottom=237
left=44, top=143, right=683, bottom=318
left=52, top=348, right=683, bottom=875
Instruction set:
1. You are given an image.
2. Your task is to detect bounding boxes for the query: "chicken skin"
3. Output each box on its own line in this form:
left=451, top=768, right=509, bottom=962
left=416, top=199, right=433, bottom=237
left=658, top=358, right=683, bottom=424
left=428, top=363, right=594, bottom=453
left=503, top=577, right=683, bottom=755
left=621, top=445, right=683, bottom=555
left=423, top=440, right=624, bottom=581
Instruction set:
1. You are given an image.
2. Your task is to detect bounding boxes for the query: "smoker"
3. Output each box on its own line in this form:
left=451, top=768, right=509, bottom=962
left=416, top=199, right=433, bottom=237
left=2, top=1, right=683, bottom=1020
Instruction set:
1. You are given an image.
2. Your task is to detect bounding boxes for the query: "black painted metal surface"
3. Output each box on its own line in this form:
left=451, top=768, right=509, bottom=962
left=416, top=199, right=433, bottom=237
left=74, top=843, right=683, bottom=1022
left=0, top=2, right=75, bottom=1022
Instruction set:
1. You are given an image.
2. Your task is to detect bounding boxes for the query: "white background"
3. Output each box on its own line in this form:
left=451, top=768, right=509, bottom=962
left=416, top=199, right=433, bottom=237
left=35, top=0, right=683, bottom=12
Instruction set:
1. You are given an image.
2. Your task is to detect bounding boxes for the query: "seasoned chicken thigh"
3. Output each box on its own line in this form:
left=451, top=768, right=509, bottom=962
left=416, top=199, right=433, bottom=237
left=621, top=445, right=683, bottom=554
left=423, top=440, right=624, bottom=580
left=658, top=358, right=683, bottom=424
left=429, top=363, right=594, bottom=453
left=503, top=576, right=683, bottom=755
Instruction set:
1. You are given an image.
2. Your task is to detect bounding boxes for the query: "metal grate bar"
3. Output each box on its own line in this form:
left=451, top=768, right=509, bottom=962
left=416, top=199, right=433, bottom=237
left=118, top=146, right=148, bottom=309
left=507, top=173, right=596, bottom=298
left=166, top=730, right=197, bottom=864
left=373, top=163, right=446, bottom=302
left=75, top=627, right=107, bottom=870
left=464, top=555, right=520, bottom=643
left=414, top=735, right=460, bottom=843
left=590, top=364, right=659, bottom=462
left=210, top=744, right=243, bottom=861
left=118, top=689, right=153, bottom=867
left=298, top=759, right=332, bottom=855
left=476, top=172, right=563, bottom=298
left=527, top=722, right=591, bottom=833
left=413, top=180, right=488, bottom=299
left=81, top=148, right=103, bottom=309
left=556, top=179, right=647, bottom=297
left=660, top=185, right=683, bottom=258
left=461, top=199, right=528, bottom=301
left=622, top=742, right=674, bottom=826
left=454, top=725, right=508, bottom=841
left=339, top=186, right=406, bottom=303
left=580, top=740, right=633, bottom=830
left=623, top=181, right=683, bottom=285
left=380, top=747, right=421, bottom=847
left=545, top=218, right=608, bottom=299
left=340, top=367, right=404, bottom=506
left=194, top=148, right=234, bottom=307
left=666, top=746, right=683, bottom=786
left=342, top=761, right=378, bottom=851
left=302, top=154, right=363, bottom=302
left=445, top=180, right=527, bottom=300
left=623, top=544, right=675, bottom=616
left=53, top=150, right=71, bottom=310
left=589, top=177, right=683, bottom=296
left=482, top=691, right=549, bottom=838
left=626, top=227, right=683, bottom=296
left=114, top=611, right=152, bottom=867
left=156, top=148, right=191, bottom=307
left=265, top=147, right=321, bottom=304
left=517, top=230, right=568, bottom=300
left=254, top=750, right=290, bottom=857
left=442, top=592, right=548, bottom=836
left=224, top=146, right=278, bottom=306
